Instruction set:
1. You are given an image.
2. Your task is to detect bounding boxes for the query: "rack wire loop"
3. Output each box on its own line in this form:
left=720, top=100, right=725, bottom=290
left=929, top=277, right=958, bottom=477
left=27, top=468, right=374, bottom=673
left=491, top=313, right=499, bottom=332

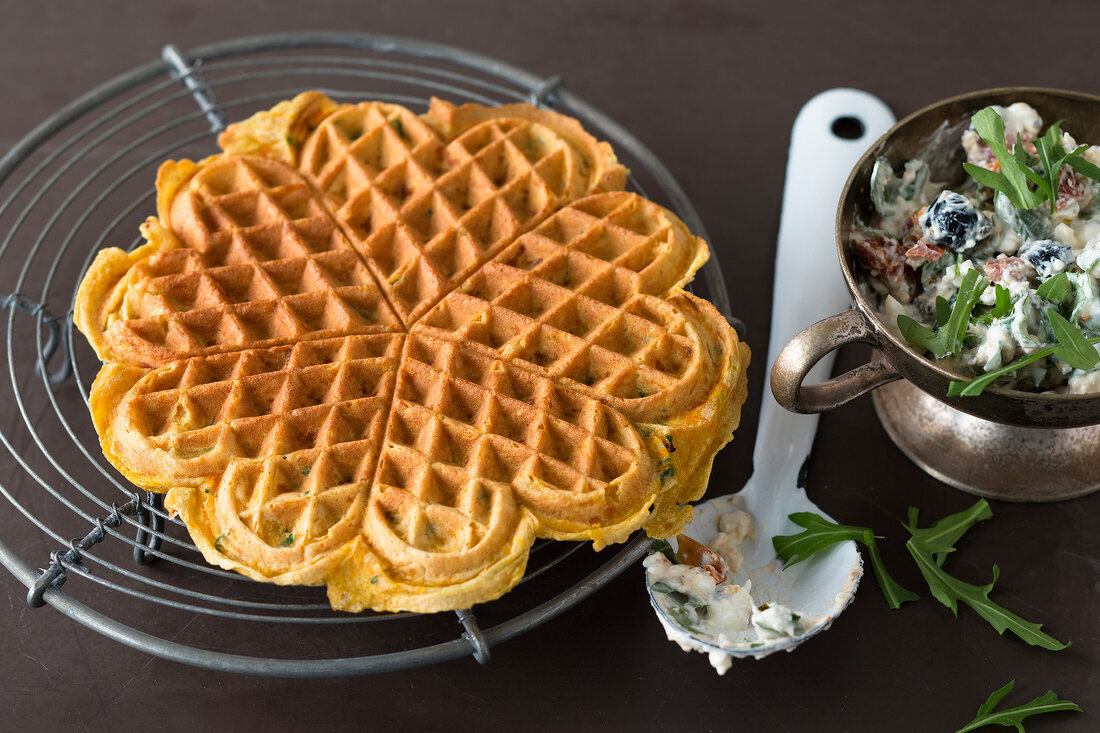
left=0, top=293, right=72, bottom=384
left=161, top=44, right=226, bottom=132
left=455, top=608, right=491, bottom=664
left=26, top=495, right=141, bottom=608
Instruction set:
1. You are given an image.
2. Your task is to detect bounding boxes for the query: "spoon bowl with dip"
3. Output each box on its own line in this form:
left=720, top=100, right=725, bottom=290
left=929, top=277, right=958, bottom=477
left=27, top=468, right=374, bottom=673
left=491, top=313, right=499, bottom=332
left=644, top=89, right=896, bottom=669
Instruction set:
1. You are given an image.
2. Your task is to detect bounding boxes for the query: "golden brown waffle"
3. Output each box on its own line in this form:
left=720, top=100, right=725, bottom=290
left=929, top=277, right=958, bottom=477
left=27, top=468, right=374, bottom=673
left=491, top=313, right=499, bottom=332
left=221, top=92, right=628, bottom=324
left=415, top=191, right=747, bottom=536
left=92, top=334, right=401, bottom=490
left=76, top=155, right=401, bottom=366
left=76, top=93, right=749, bottom=613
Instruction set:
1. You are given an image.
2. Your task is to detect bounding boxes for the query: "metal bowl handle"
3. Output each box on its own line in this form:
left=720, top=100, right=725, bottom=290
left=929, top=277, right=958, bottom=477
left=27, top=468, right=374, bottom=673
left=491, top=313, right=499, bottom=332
left=771, top=308, right=900, bottom=413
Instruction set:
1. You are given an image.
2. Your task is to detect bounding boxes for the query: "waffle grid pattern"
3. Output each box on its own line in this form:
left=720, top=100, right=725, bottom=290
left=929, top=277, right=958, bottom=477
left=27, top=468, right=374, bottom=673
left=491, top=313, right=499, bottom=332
left=363, top=335, right=648, bottom=584
left=415, top=192, right=701, bottom=408
left=301, top=101, right=593, bottom=322
left=130, top=334, right=400, bottom=470
left=103, top=156, right=401, bottom=363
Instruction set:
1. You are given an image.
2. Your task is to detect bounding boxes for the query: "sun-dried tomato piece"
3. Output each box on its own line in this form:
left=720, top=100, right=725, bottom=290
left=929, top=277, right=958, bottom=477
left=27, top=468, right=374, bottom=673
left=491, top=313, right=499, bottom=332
left=852, top=228, right=917, bottom=303
left=898, top=208, right=926, bottom=248
left=983, top=256, right=1035, bottom=284
left=1057, top=166, right=1088, bottom=212
left=905, top=239, right=946, bottom=266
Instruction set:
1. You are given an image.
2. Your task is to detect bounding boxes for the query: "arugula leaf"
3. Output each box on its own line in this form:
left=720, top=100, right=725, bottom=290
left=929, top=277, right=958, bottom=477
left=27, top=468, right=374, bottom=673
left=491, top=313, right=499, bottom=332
left=773, top=513, right=865, bottom=566
left=964, top=162, right=1026, bottom=206
left=948, top=345, right=1056, bottom=396
left=653, top=586, right=707, bottom=609
left=990, top=285, right=1012, bottom=319
left=675, top=593, right=708, bottom=609
left=965, top=107, right=1100, bottom=215
left=905, top=500, right=992, bottom=566
left=904, top=504, right=1069, bottom=651
left=650, top=580, right=678, bottom=594
left=975, top=285, right=1013, bottom=326
left=1032, top=120, right=1089, bottom=213
left=1067, top=153, right=1100, bottom=181
left=862, top=538, right=921, bottom=610
left=1048, top=310, right=1100, bottom=370
left=1015, top=143, right=1053, bottom=204
left=906, top=546, right=1068, bottom=649
left=1035, top=271, right=1070, bottom=303
left=935, top=296, right=952, bottom=327
left=955, top=680, right=1082, bottom=732
left=774, top=513, right=918, bottom=610
left=994, top=191, right=1051, bottom=241
left=869, top=158, right=896, bottom=214
left=948, top=308, right=1100, bottom=396
left=666, top=603, right=703, bottom=633
left=963, top=108, right=1046, bottom=210
left=870, top=158, right=933, bottom=216
left=898, top=269, right=988, bottom=358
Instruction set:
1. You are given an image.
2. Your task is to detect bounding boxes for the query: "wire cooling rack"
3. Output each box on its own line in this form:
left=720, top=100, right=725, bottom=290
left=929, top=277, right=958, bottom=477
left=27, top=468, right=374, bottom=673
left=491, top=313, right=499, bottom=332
left=0, top=32, right=733, bottom=676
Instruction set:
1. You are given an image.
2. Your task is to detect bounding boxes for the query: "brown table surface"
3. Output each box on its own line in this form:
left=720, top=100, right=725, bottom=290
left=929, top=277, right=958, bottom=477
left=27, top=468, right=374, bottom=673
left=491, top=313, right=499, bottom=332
left=1, top=1, right=1097, bottom=731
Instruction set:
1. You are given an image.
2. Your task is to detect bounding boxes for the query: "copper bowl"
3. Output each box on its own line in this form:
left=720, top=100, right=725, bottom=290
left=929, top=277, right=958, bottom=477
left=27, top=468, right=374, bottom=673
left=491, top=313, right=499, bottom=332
left=772, top=87, right=1100, bottom=429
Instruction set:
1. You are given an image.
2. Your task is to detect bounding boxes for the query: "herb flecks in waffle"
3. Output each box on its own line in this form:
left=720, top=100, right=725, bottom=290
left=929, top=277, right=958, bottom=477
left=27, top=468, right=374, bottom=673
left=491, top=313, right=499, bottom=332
left=76, top=92, right=749, bottom=613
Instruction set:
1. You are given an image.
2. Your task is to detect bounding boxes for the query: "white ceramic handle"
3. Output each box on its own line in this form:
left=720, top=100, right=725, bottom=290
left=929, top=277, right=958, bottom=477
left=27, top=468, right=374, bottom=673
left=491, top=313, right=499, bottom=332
left=752, top=89, right=895, bottom=474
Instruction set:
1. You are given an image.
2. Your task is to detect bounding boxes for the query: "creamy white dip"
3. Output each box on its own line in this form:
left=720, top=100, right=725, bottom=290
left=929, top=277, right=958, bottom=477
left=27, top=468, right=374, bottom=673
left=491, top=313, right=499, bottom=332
left=644, top=510, right=815, bottom=674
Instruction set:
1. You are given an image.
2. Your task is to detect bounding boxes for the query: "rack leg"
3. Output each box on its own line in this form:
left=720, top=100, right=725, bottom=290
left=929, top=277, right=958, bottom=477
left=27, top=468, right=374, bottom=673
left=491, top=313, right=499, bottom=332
left=455, top=608, right=491, bottom=664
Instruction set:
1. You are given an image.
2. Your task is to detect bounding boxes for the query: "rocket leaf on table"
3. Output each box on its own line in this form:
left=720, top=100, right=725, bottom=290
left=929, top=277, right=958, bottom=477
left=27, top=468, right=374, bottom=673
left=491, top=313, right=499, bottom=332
left=955, top=680, right=1082, bottom=732
left=904, top=498, right=992, bottom=566
left=904, top=501, right=1069, bottom=651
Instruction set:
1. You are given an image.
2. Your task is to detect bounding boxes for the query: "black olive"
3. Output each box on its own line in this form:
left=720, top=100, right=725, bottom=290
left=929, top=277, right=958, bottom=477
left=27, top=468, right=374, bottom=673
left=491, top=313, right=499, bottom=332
left=1019, top=239, right=1074, bottom=278
left=918, top=191, right=992, bottom=252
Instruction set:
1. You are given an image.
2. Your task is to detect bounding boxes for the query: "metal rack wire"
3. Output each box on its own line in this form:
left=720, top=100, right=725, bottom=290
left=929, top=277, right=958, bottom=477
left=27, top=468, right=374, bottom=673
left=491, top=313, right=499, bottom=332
left=0, top=32, right=733, bottom=676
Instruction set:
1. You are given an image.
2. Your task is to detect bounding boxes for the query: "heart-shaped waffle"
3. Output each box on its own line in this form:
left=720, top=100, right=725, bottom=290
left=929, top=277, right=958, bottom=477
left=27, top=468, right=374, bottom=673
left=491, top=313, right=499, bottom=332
left=76, top=93, right=749, bottom=613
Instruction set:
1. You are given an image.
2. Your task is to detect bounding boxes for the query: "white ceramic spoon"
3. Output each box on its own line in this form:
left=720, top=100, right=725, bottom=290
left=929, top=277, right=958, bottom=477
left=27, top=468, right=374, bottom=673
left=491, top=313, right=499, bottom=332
left=646, top=89, right=896, bottom=665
